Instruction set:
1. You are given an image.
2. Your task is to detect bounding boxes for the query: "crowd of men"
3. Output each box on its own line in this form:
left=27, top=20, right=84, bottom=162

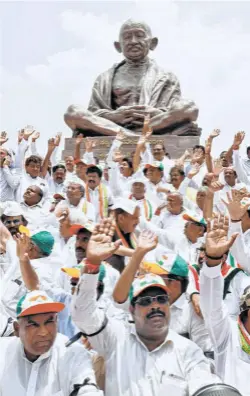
left=0, top=122, right=250, bottom=396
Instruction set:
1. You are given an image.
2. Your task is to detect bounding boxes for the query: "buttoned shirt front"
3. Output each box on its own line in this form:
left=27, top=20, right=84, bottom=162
left=72, top=274, right=220, bottom=396
left=0, top=334, right=102, bottom=396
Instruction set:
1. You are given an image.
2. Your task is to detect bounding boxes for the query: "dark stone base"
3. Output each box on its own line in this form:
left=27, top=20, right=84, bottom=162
left=62, top=134, right=200, bottom=161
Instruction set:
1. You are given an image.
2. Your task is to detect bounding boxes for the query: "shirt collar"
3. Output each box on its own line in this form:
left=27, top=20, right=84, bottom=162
left=20, top=341, right=52, bottom=364
left=21, top=201, right=43, bottom=209
left=172, top=293, right=186, bottom=309
left=129, top=325, right=174, bottom=352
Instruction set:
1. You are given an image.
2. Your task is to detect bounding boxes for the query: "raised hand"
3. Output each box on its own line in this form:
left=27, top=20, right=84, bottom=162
left=76, top=135, right=84, bottom=146
left=31, top=131, right=40, bottom=142
left=86, top=218, right=121, bottom=265
left=209, top=181, right=224, bottom=193
left=213, top=159, right=224, bottom=176
left=205, top=214, right=238, bottom=263
left=0, top=131, right=8, bottom=145
left=137, top=230, right=158, bottom=253
left=85, top=138, right=96, bottom=153
left=188, top=164, right=201, bottom=179
left=3, top=155, right=11, bottom=167
left=54, top=132, right=62, bottom=147
left=23, top=125, right=35, bottom=141
left=18, top=129, right=24, bottom=144
left=233, top=131, right=245, bottom=149
left=209, top=129, right=220, bottom=139
left=221, top=190, right=249, bottom=221
left=116, top=129, right=126, bottom=142
left=14, top=233, right=30, bottom=259
left=48, top=138, right=56, bottom=151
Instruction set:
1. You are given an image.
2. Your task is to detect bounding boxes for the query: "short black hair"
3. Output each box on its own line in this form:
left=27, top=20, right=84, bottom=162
left=25, top=155, right=42, bottom=166
left=86, top=166, right=103, bottom=178
left=170, top=166, right=185, bottom=177
left=52, top=164, right=66, bottom=173
left=247, top=146, right=250, bottom=153
left=193, top=145, right=205, bottom=154
left=240, top=309, right=249, bottom=324
left=122, top=157, right=133, bottom=169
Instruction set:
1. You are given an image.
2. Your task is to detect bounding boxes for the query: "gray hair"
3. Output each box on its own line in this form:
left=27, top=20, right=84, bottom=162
left=119, top=19, right=152, bottom=39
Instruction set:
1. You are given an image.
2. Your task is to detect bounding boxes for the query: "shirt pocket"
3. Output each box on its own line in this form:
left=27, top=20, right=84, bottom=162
left=160, top=373, right=187, bottom=396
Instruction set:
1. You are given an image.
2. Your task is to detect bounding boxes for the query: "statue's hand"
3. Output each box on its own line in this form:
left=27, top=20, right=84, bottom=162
left=105, top=107, right=134, bottom=126
left=131, top=105, right=162, bottom=119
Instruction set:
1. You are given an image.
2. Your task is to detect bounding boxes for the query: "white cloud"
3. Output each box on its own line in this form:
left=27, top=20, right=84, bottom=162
left=1, top=1, right=250, bottom=158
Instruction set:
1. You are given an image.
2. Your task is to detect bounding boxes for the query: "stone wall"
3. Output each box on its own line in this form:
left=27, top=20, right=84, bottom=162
left=62, top=135, right=200, bottom=160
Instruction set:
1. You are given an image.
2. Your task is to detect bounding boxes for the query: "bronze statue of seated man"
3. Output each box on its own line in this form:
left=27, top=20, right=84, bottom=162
left=64, top=19, right=199, bottom=137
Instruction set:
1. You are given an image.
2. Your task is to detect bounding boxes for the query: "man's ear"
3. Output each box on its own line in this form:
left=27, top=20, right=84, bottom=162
left=150, top=37, right=158, bottom=51
left=114, top=41, right=122, bottom=53
left=13, top=321, right=20, bottom=337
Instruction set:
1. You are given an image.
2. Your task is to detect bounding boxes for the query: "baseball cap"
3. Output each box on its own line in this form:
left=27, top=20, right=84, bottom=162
left=144, top=161, right=164, bottom=171
left=129, top=177, right=148, bottom=189
left=240, top=286, right=250, bottom=313
left=112, top=197, right=139, bottom=215
left=129, top=273, right=169, bottom=302
left=183, top=212, right=207, bottom=227
left=62, top=262, right=106, bottom=280
left=141, top=253, right=188, bottom=277
left=74, top=159, right=87, bottom=166
left=68, top=220, right=94, bottom=236
left=16, top=290, right=65, bottom=318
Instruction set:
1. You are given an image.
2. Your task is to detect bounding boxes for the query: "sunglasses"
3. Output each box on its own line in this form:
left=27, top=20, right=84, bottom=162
left=135, top=294, right=169, bottom=307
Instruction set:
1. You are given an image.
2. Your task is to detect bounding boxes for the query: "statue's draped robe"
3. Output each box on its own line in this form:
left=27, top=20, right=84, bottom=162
left=88, top=59, right=182, bottom=116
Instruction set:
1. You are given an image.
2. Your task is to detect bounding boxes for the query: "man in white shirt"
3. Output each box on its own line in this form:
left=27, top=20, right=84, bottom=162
left=0, top=290, right=101, bottom=395
left=126, top=178, right=156, bottom=220
left=55, top=182, right=96, bottom=223
left=0, top=146, right=20, bottom=202
left=71, top=219, right=220, bottom=396
left=48, top=164, right=67, bottom=195
left=200, top=214, right=250, bottom=396
left=15, top=155, right=49, bottom=203
left=85, top=166, right=113, bottom=222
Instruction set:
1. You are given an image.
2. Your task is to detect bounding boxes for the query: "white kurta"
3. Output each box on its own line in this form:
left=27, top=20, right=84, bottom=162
left=200, top=264, right=250, bottom=396
left=0, top=334, right=102, bottom=396
left=72, top=273, right=220, bottom=396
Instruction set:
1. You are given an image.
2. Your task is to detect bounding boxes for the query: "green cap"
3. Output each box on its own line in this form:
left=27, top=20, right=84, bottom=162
left=31, top=231, right=55, bottom=256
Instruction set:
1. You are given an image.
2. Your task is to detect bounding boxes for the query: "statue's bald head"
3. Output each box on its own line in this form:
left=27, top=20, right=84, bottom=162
left=119, top=19, right=152, bottom=40
left=115, top=19, right=158, bottom=62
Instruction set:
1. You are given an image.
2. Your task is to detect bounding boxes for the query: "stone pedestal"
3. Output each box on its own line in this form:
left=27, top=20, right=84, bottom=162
left=62, top=134, right=200, bottom=161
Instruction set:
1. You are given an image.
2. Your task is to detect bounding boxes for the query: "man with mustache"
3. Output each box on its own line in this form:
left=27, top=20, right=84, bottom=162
left=85, top=166, right=114, bottom=222
left=71, top=218, right=220, bottom=396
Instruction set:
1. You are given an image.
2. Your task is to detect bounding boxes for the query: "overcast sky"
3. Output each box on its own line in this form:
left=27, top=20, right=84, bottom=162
left=1, top=1, right=249, bottom=157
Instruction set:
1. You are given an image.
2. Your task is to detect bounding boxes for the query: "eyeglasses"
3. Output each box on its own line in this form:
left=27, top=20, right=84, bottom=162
left=135, top=294, right=169, bottom=307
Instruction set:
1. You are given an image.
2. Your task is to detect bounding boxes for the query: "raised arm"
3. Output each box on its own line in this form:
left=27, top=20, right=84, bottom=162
left=71, top=218, right=124, bottom=357
left=40, top=138, right=56, bottom=178
left=200, top=215, right=238, bottom=363
left=204, top=129, right=220, bottom=173
left=232, top=131, right=250, bottom=185
left=113, top=231, right=158, bottom=303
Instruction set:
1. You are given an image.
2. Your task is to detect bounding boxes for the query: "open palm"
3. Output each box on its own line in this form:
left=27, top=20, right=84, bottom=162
left=206, top=215, right=238, bottom=261
left=87, top=219, right=121, bottom=265
left=137, top=230, right=158, bottom=253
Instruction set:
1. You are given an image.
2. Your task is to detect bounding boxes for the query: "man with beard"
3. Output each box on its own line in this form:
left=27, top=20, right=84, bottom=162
left=71, top=218, right=220, bottom=396
left=0, top=290, right=102, bottom=395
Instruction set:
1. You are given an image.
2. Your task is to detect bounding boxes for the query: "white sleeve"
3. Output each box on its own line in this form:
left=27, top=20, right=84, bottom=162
left=200, top=264, right=231, bottom=353
left=233, top=150, right=250, bottom=185
left=140, top=143, right=153, bottom=165
left=107, top=163, right=123, bottom=197
left=228, top=221, right=250, bottom=274
left=106, top=140, right=121, bottom=163
left=71, top=273, right=126, bottom=358
left=83, top=151, right=95, bottom=165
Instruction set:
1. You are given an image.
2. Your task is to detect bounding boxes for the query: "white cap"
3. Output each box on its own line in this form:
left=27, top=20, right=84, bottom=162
left=2, top=202, right=24, bottom=217
left=112, top=198, right=139, bottom=215
left=129, top=177, right=148, bottom=190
